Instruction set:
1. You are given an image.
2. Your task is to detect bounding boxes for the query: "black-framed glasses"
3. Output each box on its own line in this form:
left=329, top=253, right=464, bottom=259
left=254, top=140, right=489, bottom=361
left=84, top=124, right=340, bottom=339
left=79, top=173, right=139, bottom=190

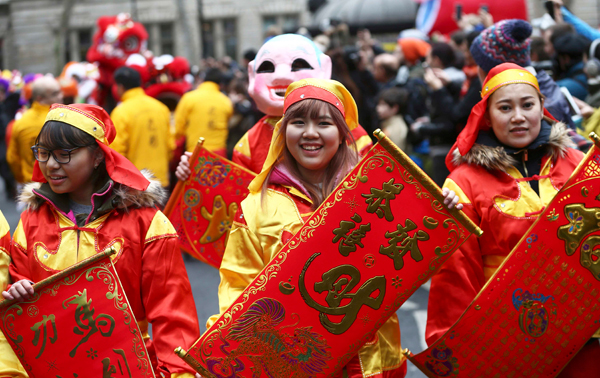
left=31, top=144, right=94, bottom=164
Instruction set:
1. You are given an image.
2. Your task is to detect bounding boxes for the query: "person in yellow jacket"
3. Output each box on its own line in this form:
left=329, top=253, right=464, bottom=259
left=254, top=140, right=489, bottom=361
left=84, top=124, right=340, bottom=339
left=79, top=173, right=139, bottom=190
left=207, top=79, right=406, bottom=378
left=6, top=76, right=63, bottom=183
left=0, top=210, right=28, bottom=377
left=110, top=67, right=174, bottom=187
left=174, top=68, right=233, bottom=156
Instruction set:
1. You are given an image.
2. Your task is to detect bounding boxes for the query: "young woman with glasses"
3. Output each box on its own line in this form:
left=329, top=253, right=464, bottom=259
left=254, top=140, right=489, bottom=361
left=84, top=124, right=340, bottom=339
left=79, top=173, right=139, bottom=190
left=2, top=104, right=200, bottom=377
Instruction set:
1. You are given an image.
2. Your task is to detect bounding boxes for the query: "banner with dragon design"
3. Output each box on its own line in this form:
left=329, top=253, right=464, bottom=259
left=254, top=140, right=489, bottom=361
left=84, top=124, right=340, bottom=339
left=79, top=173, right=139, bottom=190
left=0, top=249, right=155, bottom=378
left=175, top=130, right=482, bottom=377
left=164, top=138, right=256, bottom=268
left=406, top=134, right=600, bottom=378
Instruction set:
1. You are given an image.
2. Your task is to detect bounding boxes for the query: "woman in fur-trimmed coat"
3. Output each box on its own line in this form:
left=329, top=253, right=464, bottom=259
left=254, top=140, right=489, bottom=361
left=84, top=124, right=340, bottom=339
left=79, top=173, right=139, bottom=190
left=3, top=104, right=199, bottom=378
left=426, top=64, right=600, bottom=376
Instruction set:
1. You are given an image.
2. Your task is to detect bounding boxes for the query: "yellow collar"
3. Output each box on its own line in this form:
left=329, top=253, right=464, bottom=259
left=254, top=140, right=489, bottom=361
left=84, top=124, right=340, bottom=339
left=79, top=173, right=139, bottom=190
left=283, top=185, right=313, bottom=204
left=31, top=102, right=51, bottom=113
left=198, top=81, right=221, bottom=92
left=121, top=87, right=146, bottom=101
left=265, top=116, right=281, bottom=127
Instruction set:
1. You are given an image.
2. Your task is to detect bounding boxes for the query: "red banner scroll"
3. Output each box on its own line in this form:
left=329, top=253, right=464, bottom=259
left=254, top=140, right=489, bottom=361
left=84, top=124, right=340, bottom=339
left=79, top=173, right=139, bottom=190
left=406, top=134, right=600, bottom=378
left=0, top=249, right=155, bottom=378
left=175, top=130, right=482, bottom=377
left=164, top=138, right=256, bottom=268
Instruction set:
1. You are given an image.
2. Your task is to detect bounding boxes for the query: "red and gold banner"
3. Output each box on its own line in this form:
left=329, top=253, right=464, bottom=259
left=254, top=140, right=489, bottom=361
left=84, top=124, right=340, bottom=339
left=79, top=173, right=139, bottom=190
left=175, top=130, right=482, bottom=377
left=0, top=250, right=155, bottom=378
left=164, top=138, right=256, bottom=268
left=406, top=135, right=600, bottom=378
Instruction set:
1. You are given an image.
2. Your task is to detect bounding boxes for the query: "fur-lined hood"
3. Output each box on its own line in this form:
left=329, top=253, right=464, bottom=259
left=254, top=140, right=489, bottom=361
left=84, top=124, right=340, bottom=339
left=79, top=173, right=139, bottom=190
left=450, top=119, right=575, bottom=172
left=19, top=169, right=167, bottom=212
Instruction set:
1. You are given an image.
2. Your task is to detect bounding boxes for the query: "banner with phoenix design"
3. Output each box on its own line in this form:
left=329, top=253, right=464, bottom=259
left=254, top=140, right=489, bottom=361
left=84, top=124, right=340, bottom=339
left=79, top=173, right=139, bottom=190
left=406, top=135, right=600, bottom=378
left=175, top=130, right=482, bottom=377
left=0, top=250, right=155, bottom=378
left=164, top=138, right=256, bottom=268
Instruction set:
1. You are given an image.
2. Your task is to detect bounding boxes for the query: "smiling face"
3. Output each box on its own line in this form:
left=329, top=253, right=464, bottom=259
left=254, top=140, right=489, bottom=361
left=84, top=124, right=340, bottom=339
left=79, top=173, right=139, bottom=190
left=37, top=122, right=105, bottom=205
left=285, top=100, right=342, bottom=184
left=248, top=35, right=332, bottom=116
left=487, top=83, right=544, bottom=149
left=39, top=145, right=104, bottom=204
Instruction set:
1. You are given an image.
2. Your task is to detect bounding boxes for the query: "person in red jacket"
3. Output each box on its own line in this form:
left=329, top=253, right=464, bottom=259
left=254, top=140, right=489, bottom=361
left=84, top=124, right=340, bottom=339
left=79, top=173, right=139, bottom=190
left=426, top=63, right=599, bottom=376
left=2, top=103, right=199, bottom=377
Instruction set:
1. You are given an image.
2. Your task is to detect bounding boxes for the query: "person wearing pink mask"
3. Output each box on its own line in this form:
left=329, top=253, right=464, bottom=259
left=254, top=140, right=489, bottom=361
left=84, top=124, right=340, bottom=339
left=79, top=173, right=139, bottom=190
left=176, top=34, right=372, bottom=180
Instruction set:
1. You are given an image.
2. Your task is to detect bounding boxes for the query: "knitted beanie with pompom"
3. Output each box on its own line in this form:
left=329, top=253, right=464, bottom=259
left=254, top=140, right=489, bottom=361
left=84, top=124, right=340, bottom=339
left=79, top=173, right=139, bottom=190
left=470, top=19, right=532, bottom=73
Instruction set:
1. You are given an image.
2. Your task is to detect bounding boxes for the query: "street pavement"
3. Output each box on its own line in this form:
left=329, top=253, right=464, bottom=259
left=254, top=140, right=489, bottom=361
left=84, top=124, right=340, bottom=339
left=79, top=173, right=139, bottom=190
left=0, top=179, right=429, bottom=378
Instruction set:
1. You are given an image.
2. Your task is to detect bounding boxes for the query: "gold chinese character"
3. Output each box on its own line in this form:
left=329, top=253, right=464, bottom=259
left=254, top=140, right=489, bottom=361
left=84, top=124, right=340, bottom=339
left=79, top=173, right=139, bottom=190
left=362, top=178, right=403, bottom=221
left=30, top=314, right=57, bottom=359
left=63, top=289, right=116, bottom=357
left=102, top=349, right=132, bottom=377
left=332, top=213, right=371, bottom=256
left=299, top=253, right=386, bottom=334
left=380, top=219, right=429, bottom=270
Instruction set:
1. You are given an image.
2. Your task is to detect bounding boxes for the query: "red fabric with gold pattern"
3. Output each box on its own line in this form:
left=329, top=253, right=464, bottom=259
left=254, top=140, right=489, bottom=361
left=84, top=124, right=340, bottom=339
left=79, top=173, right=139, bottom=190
left=10, top=204, right=199, bottom=375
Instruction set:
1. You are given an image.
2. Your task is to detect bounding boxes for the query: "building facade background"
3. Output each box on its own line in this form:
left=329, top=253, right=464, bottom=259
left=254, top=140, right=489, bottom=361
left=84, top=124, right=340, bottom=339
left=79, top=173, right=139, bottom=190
left=0, top=0, right=597, bottom=75
left=0, top=0, right=309, bottom=75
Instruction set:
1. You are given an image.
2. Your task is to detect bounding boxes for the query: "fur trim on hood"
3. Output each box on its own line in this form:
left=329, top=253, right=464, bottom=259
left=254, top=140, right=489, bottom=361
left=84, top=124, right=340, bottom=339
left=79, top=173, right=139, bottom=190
left=19, top=170, right=167, bottom=211
left=451, top=120, right=575, bottom=172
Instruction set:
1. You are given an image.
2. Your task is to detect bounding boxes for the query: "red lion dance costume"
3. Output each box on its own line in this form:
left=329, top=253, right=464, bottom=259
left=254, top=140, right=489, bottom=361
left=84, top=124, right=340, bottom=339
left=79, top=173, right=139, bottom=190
left=86, top=13, right=191, bottom=111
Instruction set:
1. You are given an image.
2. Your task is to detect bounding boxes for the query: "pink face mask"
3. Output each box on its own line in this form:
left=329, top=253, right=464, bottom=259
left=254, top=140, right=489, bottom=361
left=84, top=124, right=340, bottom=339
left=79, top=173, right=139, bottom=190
left=248, top=34, right=332, bottom=116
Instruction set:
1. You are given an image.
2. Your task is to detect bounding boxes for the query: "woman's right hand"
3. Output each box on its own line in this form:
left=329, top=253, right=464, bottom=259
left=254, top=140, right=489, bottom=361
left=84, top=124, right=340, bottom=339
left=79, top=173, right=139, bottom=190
left=442, top=187, right=463, bottom=210
left=2, top=279, right=35, bottom=301
left=175, top=152, right=193, bottom=182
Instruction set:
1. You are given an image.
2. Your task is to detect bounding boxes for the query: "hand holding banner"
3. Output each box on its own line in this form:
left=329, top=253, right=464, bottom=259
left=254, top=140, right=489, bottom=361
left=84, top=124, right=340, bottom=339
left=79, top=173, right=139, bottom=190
left=164, top=138, right=257, bottom=268
left=175, top=130, right=482, bottom=377
left=407, top=133, right=600, bottom=378
left=0, top=249, right=155, bottom=377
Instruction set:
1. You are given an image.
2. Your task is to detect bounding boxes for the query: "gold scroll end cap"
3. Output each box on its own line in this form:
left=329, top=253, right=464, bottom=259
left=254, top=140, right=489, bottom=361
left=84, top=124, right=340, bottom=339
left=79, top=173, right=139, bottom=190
left=590, top=132, right=600, bottom=146
left=401, top=348, right=411, bottom=357
left=373, top=128, right=385, bottom=141
left=474, top=226, right=484, bottom=237
left=174, top=346, right=187, bottom=358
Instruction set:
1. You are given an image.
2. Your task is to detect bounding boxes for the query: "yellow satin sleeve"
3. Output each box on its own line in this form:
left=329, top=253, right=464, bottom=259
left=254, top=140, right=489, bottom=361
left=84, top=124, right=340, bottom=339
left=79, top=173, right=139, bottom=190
left=0, top=213, right=28, bottom=377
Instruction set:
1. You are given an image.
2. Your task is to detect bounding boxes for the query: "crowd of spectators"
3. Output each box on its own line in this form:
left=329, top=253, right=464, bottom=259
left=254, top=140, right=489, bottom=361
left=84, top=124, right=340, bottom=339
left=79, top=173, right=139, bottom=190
left=187, top=0, right=599, bottom=187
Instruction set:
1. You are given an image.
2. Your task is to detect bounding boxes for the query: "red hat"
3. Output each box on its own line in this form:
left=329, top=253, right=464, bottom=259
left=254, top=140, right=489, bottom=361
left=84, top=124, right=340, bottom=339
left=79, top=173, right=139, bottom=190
left=32, top=103, right=150, bottom=190
left=397, top=38, right=431, bottom=65
left=446, top=63, right=557, bottom=172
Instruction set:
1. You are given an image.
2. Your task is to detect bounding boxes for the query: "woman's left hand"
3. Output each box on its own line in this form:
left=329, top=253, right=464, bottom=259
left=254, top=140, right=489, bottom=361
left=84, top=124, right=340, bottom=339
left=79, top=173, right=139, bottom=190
left=442, top=187, right=463, bottom=210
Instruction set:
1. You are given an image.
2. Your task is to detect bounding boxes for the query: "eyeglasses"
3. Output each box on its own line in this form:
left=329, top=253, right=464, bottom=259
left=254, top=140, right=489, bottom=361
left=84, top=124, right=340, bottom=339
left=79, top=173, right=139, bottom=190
left=31, top=144, right=94, bottom=164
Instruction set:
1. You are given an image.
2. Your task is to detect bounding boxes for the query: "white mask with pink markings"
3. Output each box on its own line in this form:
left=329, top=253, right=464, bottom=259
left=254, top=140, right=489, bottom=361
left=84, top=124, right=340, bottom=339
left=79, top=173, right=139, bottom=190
left=248, top=34, right=332, bottom=117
